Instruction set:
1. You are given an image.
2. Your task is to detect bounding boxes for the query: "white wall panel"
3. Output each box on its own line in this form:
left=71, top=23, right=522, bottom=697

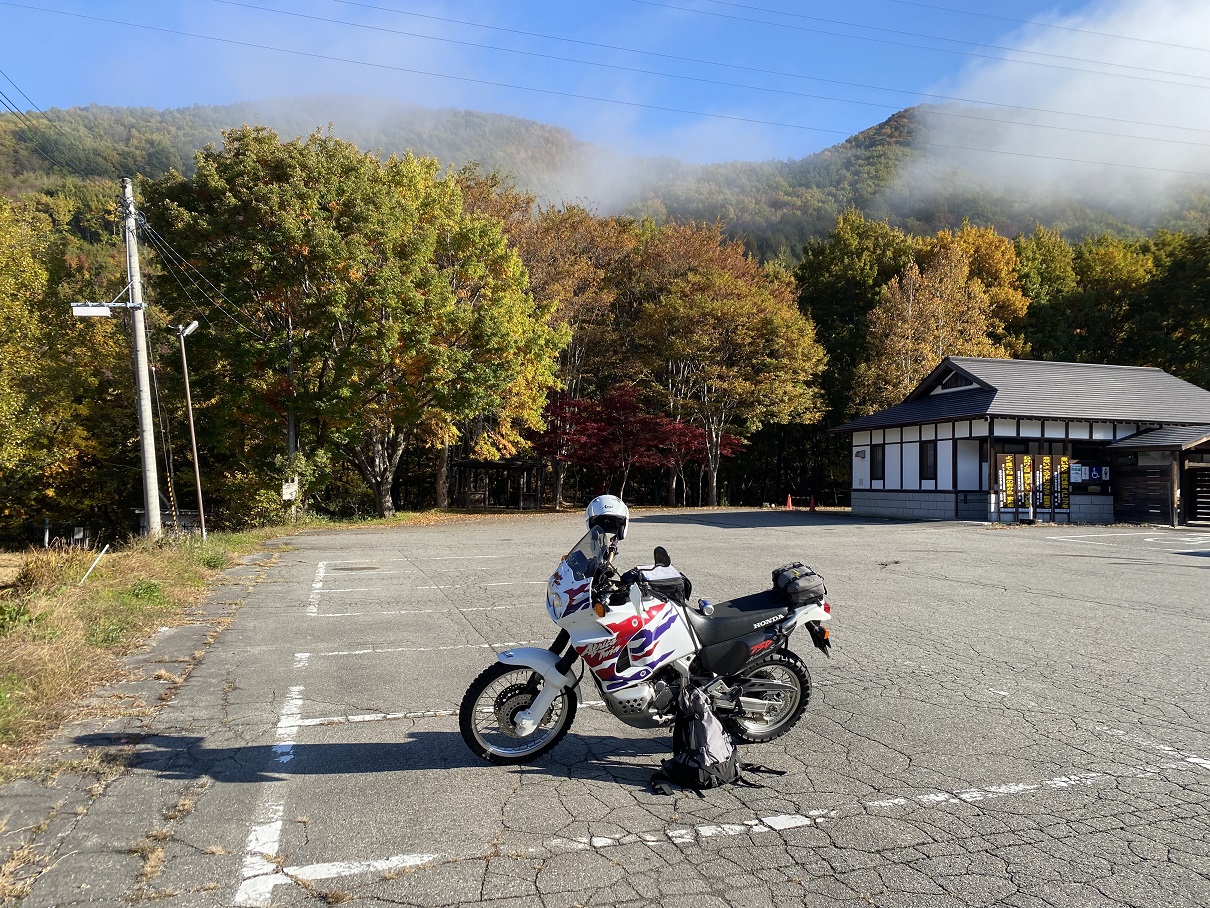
left=902, top=442, right=921, bottom=489
left=886, top=444, right=902, bottom=489
left=937, top=439, right=954, bottom=490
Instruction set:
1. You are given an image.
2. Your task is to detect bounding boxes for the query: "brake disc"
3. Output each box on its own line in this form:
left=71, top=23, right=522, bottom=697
left=493, top=684, right=533, bottom=738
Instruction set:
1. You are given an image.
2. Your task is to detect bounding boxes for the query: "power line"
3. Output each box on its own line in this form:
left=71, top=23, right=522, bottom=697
left=621, top=0, right=1210, bottom=89
left=5, top=2, right=1210, bottom=179
left=139, top=222, right=267, bottom=339
left=319, top=0, right=1210, bottom=138
left=869, top=0, right=1210, bottom=56
left=204, top=0, right=1210, bottom=152
left=0, top=65, right=118, bottom=179
left=0, top=70, right=120, bottom=181
left=0, top=88, right=90, bottom=179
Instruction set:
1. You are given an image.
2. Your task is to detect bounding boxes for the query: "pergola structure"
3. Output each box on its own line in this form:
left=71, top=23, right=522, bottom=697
left=451, top=459, right=545, bottom=510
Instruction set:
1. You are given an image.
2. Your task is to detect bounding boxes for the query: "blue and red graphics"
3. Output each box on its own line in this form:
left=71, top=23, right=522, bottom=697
left=573, top=602, right=684, bottom=691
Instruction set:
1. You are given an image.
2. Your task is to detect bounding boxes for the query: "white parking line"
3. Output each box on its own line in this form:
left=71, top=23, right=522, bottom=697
left=289, top=709, right=457, bottom=728
left=316, top=604, right=527, bottom=618
left=234, top=684, right=307, bottom=906
left=286, top=852, right=438, bottom=882
left=298, top=640, right=538, bottom=659
left=306, top=562, right=326, bottom=617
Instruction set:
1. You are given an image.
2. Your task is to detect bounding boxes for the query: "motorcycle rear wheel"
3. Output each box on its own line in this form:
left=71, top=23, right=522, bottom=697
left=459, top=662, right=578, bottom=764
left=723, top=649, right=811, bottom=744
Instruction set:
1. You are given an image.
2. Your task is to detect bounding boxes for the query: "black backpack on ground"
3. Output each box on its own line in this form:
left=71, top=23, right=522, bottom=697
left=651, top=686, right=785, bottom=796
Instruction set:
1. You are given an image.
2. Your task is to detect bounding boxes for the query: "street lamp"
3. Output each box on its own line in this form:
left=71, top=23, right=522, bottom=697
left=174, top=321, right=207, bottom=540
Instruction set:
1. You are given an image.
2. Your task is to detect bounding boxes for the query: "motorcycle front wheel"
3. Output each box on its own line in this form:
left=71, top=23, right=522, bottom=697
left=723, top=649, right=811, bottom=744
left=459, top=662, right=578, bottom=764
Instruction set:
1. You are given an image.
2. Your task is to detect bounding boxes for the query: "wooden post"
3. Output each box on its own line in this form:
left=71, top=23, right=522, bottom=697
left=1172, top=453, right=1180, bottom=528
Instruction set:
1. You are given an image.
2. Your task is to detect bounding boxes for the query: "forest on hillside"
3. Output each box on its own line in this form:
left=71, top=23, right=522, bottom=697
left=1, top=104, right=1208, bottom=543
left=6, top=98, right=1210, bottom=259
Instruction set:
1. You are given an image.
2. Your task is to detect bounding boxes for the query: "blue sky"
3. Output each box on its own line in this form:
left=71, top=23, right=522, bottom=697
left=0, top=0, right=1203, bottom=168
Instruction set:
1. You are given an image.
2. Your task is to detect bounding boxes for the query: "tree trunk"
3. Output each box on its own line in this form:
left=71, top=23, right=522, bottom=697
left=666, top=467, right=677, bottom=506
left=552, top=460, right=566, bottom=510
left=348, top=428, right=407, bottom=519
left=436, top=444, right=450, bottom=509
left=706, top=465, right=720, bottom=507
left=374, top=480, right=396, bottom=519
left=705, top=426, right=722, bottom=507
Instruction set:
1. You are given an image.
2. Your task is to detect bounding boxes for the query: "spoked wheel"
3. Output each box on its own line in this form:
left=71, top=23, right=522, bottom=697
left=723, top=649, right=811, bottom=744
left=459, top=662, right=577, bottom=764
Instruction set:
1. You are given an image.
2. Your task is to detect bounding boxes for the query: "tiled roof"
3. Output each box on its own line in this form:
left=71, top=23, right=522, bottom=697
left=834, top=358, right=1210, bottom=432
left=1106, top=425, right=1210, bottom=451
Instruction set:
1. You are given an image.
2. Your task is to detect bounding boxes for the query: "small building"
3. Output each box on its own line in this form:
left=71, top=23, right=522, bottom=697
left=834, top=357, right=1210, bottom=524
left=451, top=458, right=545, bottom=510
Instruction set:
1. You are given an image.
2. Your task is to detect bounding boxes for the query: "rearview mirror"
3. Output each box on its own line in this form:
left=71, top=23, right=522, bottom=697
left=653, top=545, right=671, bottom=568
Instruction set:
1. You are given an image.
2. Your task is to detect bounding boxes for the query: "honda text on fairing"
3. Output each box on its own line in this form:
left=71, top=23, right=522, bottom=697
left=459, top=496, right=833, bottom=764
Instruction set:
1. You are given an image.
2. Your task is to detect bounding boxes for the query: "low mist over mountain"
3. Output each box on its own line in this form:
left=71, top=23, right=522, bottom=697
left=3, top=95, right=1208, bottom=259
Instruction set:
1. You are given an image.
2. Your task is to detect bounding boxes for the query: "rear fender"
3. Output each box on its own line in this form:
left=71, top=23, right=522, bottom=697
left=778, top=601, right=832, bottom=657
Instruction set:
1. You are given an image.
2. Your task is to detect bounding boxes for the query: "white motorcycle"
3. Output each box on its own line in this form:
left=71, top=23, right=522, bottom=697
left=459, top=526, right=833, bottom=764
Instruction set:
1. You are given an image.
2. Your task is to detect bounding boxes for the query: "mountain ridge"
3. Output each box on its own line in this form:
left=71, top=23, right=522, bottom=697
left=3, top=95, right=1208, bottom=258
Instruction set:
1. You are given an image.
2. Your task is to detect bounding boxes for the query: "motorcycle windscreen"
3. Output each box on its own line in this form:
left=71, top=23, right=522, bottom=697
left=547, top=527, right=610, bottom=620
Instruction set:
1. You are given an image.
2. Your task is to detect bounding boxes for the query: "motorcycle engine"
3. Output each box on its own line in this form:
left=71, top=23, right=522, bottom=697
left=603, top=677, right=677, bottom=727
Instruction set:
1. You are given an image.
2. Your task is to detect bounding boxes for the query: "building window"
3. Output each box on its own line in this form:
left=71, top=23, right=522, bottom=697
left=941, top=371, right=974, bottom=389
left=871, top=444, right=885, bottom=481
left=920, top=440, right=937, bottom=481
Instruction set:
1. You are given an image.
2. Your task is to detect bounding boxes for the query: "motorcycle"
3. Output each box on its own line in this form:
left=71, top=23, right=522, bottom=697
left=459, top=526, right=833, bottom=764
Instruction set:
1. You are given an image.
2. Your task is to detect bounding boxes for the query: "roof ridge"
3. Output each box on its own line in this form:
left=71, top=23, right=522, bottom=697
left=948, top=357, right=1163, bottom=372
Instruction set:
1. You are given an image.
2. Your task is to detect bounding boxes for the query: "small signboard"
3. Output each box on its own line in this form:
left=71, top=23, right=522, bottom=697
left=71, top=304, right=112, bottom=317
left=281, top=478, right=299, bottom=501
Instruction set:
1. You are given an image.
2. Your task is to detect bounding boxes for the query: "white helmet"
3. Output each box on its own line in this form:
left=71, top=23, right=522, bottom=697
left=585, top=494, right=629, bottom=540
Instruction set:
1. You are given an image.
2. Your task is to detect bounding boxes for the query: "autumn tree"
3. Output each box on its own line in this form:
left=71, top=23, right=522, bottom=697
left=855, top=245, right=1008, bottom=412
left=637, top=231, right=825, bottom=505
left=0, top=196, right=134, bottom=542
left=926, top=221, right=1030, bottom=356
left=144, top=127, right=561, bottom=518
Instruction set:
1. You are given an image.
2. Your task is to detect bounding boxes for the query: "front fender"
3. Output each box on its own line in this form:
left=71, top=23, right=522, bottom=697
left=497, top=647, right=578, bottom=690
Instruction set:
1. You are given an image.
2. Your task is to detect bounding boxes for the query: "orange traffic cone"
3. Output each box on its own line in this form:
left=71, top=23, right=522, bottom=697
left=786, top=494, right=793, bottom=510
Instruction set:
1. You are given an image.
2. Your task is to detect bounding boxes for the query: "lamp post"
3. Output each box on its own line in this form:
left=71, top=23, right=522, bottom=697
left=174, top=321, right=207, bottom=540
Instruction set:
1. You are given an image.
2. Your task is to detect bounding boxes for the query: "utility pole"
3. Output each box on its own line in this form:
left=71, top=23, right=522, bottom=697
left=123, top=178, right=162, bottom=539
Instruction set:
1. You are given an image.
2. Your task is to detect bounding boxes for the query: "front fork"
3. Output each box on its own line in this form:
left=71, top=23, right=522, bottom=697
left=512, top=630, right=578, bottom=736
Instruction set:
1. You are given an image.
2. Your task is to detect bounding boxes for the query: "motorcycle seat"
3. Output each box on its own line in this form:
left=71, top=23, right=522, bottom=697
left=683, top=589, right=790, bottom=648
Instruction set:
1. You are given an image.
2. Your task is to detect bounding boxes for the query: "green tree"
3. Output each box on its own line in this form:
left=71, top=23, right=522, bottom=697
left=1016, top=226, right=1078, bottom=360
left=144, top=127, right=561, bottom=518
left=1132, top=230, right=1210, bottom=388
left=795, top=210, right=915, bottom=422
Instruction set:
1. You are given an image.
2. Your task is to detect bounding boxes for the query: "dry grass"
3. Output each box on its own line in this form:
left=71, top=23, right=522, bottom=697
left=130, top=841, right=166, bottom=884
left=0, top=533, right=265, bottom=778
left=0, top=841, right=39, bottom=900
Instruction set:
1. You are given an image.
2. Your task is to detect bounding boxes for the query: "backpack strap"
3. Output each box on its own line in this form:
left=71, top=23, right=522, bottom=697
left=740, top=762, right=787, bottom=777
left=650, top=769, right=706, bottom=797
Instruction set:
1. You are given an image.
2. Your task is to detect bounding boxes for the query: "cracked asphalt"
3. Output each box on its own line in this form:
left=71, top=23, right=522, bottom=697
left=7, top=510, right=1210, bottom=907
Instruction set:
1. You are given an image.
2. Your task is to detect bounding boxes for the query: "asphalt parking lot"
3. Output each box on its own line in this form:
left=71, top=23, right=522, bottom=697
left=13, top=510, right=1210, bottom=907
